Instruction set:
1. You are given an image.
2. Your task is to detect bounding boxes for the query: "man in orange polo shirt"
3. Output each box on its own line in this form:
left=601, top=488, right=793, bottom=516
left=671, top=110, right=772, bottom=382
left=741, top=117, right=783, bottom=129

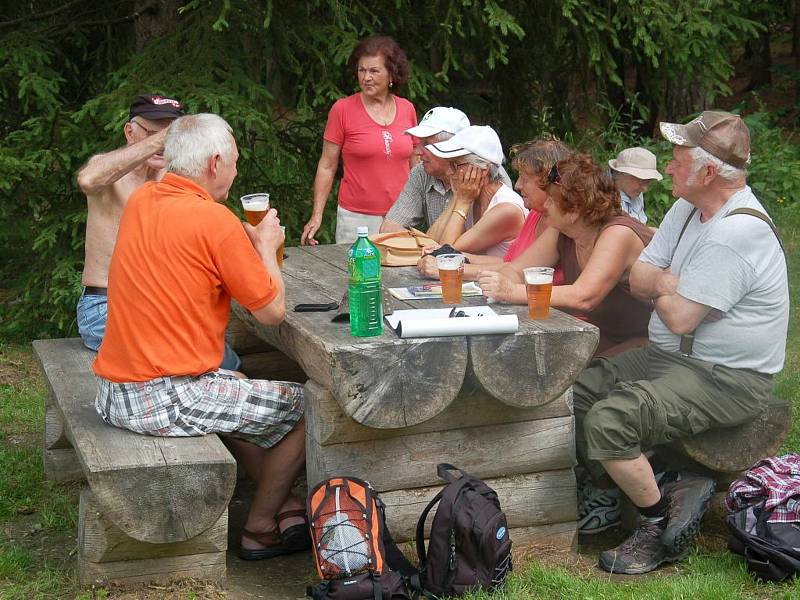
left=93, top=113, right=307, bottom=560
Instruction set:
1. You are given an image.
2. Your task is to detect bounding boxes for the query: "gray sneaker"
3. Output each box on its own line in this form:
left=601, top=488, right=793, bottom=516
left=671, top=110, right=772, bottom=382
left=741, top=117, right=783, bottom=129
left=578, top=482, right=621, bottom=534
left=598, top=519, right=687, bottom=574
left=661, top=473, right=715, bottom=554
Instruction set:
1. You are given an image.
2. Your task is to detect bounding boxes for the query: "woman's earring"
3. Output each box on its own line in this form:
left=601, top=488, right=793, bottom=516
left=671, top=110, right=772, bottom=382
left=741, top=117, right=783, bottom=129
left=389, top=81, right=394, bottom=88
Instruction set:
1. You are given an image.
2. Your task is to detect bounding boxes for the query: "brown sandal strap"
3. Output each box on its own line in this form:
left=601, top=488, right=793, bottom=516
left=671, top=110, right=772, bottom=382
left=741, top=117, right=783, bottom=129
left=241, top=528, right=282, bottom=547
left=276, top=509, right=308, bottom=522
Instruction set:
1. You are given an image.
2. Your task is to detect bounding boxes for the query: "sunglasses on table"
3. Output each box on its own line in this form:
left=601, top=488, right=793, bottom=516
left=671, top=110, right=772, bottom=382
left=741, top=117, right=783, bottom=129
left=547, top=163, right=562, bottom=185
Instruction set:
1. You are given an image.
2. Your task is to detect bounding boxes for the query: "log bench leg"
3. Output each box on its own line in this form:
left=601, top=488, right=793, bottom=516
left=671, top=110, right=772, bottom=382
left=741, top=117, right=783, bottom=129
left=77, top=489, right=228, bottom=586
left=43, top=397, right=82, bottom=483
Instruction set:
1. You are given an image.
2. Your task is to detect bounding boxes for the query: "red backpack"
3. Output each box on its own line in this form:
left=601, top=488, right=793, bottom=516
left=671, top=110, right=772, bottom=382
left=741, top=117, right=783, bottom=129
left=306, top=477, right=415, bottom=599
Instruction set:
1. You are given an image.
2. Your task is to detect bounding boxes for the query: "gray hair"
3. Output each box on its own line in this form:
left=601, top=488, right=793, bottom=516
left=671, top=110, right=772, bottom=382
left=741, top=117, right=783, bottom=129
left=461, top=153, right=502, bottom=182
left=688, top=146, right=746, bottom=184
left=430, top=131, right=454, bottom=143
left=165, top=113, right=235, bottom=178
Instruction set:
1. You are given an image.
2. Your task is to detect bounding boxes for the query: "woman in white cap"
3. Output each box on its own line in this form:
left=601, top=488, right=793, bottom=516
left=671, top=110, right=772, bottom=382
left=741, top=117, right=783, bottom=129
left=424, top=125, right=527, bottom=257
left=608, top=147, right=662, bottom=224
left=300, top=36, right=417, bottom=245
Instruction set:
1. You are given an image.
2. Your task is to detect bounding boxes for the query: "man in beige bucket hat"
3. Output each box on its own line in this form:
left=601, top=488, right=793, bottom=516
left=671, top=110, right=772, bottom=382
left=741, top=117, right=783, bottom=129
left=570, top=110, right=789, bottom=575
left=608, top=147, right=662, bottom=224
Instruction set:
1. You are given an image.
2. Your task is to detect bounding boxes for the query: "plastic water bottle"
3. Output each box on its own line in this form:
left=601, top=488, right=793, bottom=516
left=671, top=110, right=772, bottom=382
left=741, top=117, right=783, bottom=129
left=348, top=226, right=383, bottom=337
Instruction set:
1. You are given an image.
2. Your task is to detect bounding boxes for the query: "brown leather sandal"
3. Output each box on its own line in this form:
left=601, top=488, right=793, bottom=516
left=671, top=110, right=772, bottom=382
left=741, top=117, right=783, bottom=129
left=277, top=508, right=311, bottom=551
left=238, top=528, right=290, bottom=560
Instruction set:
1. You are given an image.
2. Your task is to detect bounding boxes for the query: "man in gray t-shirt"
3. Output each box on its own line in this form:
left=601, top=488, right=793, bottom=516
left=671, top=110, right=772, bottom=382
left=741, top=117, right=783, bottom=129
left=573, top=111, right=789, bottom=575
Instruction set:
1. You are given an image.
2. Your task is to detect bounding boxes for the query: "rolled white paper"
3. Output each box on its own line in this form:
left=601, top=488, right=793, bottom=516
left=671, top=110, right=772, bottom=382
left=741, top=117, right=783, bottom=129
left=385, top=307, right=518, bottom=339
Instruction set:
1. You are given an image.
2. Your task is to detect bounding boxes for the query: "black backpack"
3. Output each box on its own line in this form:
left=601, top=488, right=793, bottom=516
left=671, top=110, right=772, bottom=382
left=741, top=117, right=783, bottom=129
left=727, top=502, right=800, bottom=582
left=414, top=464, right=513, bottom=597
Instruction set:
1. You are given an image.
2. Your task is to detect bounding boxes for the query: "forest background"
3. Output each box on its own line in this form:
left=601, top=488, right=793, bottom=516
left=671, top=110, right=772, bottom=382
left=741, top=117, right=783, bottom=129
left=1, top=0, right=799, bottom=340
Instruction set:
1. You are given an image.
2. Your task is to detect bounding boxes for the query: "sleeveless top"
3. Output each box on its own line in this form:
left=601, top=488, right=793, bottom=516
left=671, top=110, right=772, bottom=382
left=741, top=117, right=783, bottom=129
left=556, top=215, right=654, bottom=343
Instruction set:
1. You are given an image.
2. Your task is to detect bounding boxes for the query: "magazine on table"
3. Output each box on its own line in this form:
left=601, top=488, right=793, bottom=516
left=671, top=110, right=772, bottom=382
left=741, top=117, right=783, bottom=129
left=388, top=281, right=483, bottom=301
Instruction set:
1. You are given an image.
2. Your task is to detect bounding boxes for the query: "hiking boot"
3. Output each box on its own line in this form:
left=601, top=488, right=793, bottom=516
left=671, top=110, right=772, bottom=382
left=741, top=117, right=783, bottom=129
left=578, top=482, right=621, bottom=534
left=576, top=470, right=671, bottom=535
left=598, top=519, right=686, bottom=574
left=661, top=473, right=715, bottom=554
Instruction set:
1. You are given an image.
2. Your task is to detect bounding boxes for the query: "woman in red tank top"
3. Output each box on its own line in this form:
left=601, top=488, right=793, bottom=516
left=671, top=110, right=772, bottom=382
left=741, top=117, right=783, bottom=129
left=479, top=154, right=654, bottom=357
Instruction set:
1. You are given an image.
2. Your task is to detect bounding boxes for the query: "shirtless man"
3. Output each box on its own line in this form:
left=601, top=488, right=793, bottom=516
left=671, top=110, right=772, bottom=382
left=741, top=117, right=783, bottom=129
left=76, top=94, right=183, bottom=351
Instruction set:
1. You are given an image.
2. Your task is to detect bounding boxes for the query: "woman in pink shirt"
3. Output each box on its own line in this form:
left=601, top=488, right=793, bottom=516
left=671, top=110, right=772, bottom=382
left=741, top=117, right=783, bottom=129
left=301, top=36, right=417, bottom=245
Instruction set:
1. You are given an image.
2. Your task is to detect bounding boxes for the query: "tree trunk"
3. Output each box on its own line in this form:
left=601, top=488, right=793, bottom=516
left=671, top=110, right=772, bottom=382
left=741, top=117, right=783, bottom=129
left=134, top=0, right=182, bottom=51
left=747, top=28, right=772, bottom=90
left=664, top=73, right=707, bottom=121
left=793, top=0, right=800, bottom=58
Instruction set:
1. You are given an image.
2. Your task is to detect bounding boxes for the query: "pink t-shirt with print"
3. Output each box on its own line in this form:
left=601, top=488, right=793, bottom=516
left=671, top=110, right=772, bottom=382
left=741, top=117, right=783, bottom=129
left=324, top=93, right=417, bottom=215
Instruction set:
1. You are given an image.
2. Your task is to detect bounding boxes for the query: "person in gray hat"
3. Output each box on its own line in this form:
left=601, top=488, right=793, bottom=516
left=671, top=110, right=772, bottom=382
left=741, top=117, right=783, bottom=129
left=571, top=110, right=789, bottom=575
left=608, top=147, right=663, bottom=224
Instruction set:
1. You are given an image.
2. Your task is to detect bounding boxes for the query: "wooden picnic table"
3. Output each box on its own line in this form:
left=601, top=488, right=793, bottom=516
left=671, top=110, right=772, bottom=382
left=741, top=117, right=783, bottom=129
left=233, top=243, right=600, bottom=549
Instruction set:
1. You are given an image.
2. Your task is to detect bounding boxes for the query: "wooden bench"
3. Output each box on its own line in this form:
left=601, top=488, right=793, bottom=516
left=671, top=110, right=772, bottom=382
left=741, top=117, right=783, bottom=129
left=33, top=338, right=237, bottom=586
left=672, top=394, right=791, bottom=474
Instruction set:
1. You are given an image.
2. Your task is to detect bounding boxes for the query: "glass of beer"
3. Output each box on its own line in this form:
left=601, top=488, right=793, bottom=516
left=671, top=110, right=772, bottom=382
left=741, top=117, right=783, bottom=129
left=524, top=267, right=554, bottom=319
left=276, top=226, right=286, bottom=268
left=241, top=193, right=270, bottom=225
left=436, top=254, right=465, bottom=305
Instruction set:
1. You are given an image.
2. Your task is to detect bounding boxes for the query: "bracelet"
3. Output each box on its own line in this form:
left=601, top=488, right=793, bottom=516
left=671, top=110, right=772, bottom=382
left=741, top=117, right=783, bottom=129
left=453, top=208, right=467, bottom=221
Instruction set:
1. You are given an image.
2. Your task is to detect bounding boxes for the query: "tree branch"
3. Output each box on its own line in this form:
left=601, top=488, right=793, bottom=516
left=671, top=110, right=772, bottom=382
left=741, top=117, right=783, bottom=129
left=0, top=0, right=91, bottom=30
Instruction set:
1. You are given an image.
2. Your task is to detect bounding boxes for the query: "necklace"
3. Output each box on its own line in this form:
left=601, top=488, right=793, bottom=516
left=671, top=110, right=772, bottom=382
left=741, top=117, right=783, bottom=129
left=363, top=94, right=395, bottom=127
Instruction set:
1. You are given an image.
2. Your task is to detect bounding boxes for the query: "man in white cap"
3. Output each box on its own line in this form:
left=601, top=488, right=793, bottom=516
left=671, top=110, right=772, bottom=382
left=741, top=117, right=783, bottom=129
left=381, top=108, right=512, bottom=232
left=608, top=147, right=663, bottom=224
left=381, top=107, right=470, bottom=232
left=571, top=110, right=788, bottom=575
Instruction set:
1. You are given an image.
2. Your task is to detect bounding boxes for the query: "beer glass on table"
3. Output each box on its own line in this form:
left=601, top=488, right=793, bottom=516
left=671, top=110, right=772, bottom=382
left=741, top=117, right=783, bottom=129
left=436, top=254, right=465, bottom=305
left=523, top=267, right=554, bottom=319
left=240, top=193, right=270, bottom=226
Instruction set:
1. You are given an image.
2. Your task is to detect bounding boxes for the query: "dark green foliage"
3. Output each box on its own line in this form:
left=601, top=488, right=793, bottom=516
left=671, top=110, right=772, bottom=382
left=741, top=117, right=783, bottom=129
left=0, top=1, right=797, bottom=340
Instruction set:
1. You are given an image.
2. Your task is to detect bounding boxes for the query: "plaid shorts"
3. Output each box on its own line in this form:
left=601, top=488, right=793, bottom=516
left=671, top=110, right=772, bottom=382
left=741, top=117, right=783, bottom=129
left=95, top=370, right=304, bottom=449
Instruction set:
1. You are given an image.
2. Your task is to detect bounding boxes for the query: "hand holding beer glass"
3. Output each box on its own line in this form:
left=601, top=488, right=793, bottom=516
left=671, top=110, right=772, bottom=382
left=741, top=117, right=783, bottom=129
left=523, top=267, right=554, bottom=319
left=436, top=254, right=465, bottom=305
left=241, top=193, right=270, bottom=225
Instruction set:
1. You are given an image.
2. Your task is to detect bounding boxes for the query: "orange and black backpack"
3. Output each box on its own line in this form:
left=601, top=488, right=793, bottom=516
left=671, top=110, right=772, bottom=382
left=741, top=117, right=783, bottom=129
left=306, top=476, right=416, bottom=599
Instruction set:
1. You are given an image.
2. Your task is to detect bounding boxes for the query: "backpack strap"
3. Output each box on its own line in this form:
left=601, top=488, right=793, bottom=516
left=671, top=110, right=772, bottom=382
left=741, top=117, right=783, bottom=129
left=676, top=207, right=698, bottom=248
left=415, top=488, right=446, bottom=565
left=725, top=208, right=786, bottom=256
left=436, top=463, right=464, bottom=484
left=375, top=496, right=417, bottom=577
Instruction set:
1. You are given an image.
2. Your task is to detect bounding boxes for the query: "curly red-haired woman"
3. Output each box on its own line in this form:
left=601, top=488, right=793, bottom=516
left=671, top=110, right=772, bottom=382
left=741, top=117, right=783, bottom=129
left=479, top=153, right=654, bottom=356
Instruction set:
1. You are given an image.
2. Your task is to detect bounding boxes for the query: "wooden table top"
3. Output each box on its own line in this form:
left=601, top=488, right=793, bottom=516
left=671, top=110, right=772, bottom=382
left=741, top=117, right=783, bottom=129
left=234, top=244, right=599, bottom=429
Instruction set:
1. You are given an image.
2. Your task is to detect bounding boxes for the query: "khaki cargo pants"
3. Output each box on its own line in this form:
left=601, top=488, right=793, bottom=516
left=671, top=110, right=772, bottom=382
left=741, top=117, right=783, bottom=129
left=573, top=345, right=773, bottom=478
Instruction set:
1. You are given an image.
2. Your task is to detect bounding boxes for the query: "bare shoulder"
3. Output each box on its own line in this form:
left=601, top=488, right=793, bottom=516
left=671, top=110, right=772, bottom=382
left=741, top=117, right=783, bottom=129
left=598, top=223, right=645, bottom=247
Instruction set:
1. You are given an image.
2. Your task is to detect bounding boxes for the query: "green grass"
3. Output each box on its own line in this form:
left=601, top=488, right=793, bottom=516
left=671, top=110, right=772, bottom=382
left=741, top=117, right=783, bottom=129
left=0, top=344, right=78, bottom=599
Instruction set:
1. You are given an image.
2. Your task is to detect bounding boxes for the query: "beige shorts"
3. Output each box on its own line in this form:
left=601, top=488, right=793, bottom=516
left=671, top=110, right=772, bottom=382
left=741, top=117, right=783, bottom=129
left=335, top=205, right=384, bottom=245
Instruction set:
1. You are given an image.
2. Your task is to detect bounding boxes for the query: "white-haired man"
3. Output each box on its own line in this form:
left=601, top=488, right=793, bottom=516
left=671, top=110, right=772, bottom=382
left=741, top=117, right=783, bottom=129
left=573, top=111, right=789, bottom=574
left=93, top=113, right=308, bottom=561
left=381, top=106, right=471, bottom=232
